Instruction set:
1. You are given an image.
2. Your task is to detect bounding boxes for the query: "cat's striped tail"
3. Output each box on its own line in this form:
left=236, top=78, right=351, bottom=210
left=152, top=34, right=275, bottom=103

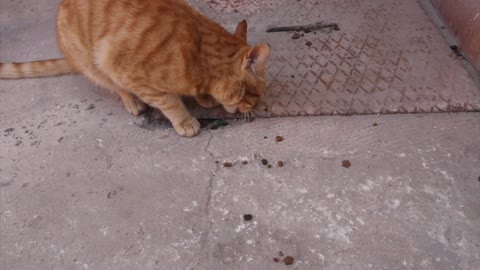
left=0, top=58, right=76, bottom=79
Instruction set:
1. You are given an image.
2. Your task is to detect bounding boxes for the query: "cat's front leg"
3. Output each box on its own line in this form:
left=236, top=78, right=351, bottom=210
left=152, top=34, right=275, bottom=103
left=138, top=91, right=200, bottom=137
left=195, top=94, right=220, bottom=108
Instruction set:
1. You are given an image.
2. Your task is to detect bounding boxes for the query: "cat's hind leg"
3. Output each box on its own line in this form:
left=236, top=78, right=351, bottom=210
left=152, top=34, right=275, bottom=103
left=79, top=67, right=147, bottom=116
left=114, top=88, right=147, bottom=116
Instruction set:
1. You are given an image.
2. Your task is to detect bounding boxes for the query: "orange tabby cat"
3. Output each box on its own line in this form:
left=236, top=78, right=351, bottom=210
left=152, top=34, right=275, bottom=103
left=0, top=0, right=270, bottom=137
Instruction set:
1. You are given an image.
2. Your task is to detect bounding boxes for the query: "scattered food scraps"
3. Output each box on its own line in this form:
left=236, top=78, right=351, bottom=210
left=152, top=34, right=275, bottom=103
left=277, top=161, right=284, bottom=167
left=342, top=160, right=352, bottom=168
left=223, top=162, right=233, bottom=168
left=261, top=159, right=269, bottom=166
left=243, top=214, right=253, bottom=221
left=273, top=258, right=280, bottom=263
left=275, top=136, right=284, bottom=142
left=283, top=256, right=295, bottom=265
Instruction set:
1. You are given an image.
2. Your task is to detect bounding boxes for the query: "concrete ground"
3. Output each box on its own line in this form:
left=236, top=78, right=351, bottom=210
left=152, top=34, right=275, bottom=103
left=1, top=0, right=480, bottom=269
left=1, top=77, right=480, bottom=269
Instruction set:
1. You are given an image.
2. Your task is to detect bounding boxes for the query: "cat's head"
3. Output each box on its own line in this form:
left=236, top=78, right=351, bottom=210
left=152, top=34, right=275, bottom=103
left=222, top=20, right=271, bottom=114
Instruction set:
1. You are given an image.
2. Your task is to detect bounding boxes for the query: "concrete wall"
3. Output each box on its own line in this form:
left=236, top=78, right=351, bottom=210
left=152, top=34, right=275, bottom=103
left=430, top=0, right=480, bottom=72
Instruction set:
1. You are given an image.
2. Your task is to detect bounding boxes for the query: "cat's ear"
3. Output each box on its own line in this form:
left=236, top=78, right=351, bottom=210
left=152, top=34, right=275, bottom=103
left=245, top=44, right=271, bottom=70
left=234, top=19, right=248, bottom=41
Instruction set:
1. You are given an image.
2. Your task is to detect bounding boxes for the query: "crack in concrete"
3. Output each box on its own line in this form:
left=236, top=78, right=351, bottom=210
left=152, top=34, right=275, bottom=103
left=188, top=131, right=219, bottom=270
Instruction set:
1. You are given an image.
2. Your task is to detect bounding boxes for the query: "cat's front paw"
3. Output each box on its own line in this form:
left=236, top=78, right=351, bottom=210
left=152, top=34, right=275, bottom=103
left=173, top=117, right=201, bottom=137
left=195, top=94, right=220, bottom=108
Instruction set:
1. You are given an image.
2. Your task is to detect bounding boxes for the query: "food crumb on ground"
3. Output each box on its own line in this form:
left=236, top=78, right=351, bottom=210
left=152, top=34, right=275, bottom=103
left=283, top=256, right=295, bottom=265
left=275, top=136, right=284, bottom=142
left=243, top=214, right=253, bottom=221
left=261, top=159, right=268, bottom=165
left=342, top=160, right=351, bottom=168
left=277, top=161, right=284, bottom=167
left=223, top=162, right=233, bottom=168
left=273, top=258, right=280, bottom=263
left=267, top=164, right=272, bottom=168
left=242, top=161, right=248, bottom=165
left=373, top=123, right=378, bottom=126
left=279, top=251, right=284, bottom=257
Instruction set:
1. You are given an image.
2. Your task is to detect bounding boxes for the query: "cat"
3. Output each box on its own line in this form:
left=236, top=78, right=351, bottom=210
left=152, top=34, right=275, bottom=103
left=0, top=0, right=270, bottom=137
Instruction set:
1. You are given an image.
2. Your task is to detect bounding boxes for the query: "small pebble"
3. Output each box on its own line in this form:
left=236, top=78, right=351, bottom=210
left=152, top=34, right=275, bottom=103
left=223, top=162, right=233, bottom=168
left=342, top=160, right=351, bottom=168
left=283, top=256, right=295, bottom=265
left=292, top=32, right=301, bottom=39
left=242, top=161, right=248, bottom=165
left=243, top=214, right=253, bottom=221
left=261, top=159, right=268, bottom=166
left=267, top=164, right=273, bottom=169
left=306, top=41, right=312, bottom=46
left=373, top=123, right=378, bottom=126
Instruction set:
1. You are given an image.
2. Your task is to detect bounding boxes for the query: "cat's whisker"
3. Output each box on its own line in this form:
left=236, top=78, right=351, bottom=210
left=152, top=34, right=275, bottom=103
left=248, top=111, right=256, bottom=122
left=252, top=109, right=264, bottom=118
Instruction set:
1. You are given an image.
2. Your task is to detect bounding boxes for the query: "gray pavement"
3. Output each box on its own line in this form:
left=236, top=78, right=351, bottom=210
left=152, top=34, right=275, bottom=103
left=1, top=92, right=479, bottom=269
left=1, top=0, right=480, bottom=269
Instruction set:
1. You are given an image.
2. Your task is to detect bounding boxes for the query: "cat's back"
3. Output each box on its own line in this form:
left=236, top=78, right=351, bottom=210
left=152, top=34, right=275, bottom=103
left=57, top=0, right=198, bottom=43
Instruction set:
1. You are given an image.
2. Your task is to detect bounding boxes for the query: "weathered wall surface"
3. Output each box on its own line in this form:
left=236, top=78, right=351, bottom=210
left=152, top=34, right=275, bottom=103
left=430, top=0, right=480, bottom=72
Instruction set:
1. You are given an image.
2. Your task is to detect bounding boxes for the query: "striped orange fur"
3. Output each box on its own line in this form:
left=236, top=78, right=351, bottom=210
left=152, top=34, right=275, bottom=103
left=0, top=0, right=270, bottom=137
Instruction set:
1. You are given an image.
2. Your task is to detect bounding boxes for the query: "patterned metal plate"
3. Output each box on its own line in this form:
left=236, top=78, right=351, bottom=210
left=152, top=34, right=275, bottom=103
left=154, top=0, right=480, bottom=119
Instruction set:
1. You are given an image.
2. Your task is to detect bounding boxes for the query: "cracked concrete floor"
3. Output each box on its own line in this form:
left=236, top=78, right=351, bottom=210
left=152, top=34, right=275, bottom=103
left=1, top=0, right=480, bottom=269
left=1, top=76, right=479, bottom=269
